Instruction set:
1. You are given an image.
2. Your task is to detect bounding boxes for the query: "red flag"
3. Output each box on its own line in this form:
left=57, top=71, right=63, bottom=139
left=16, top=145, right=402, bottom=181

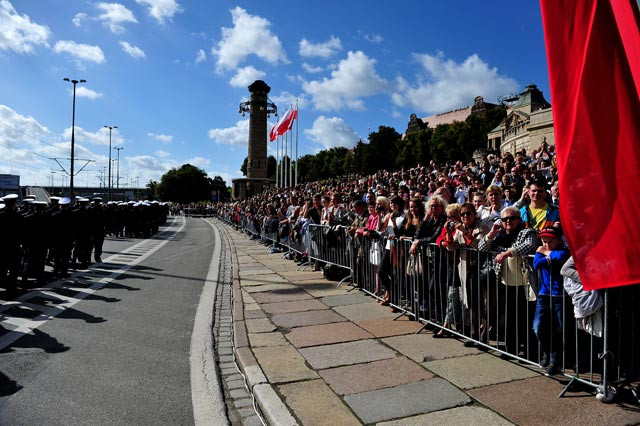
left=275, top=109, right=296, bottom=136
left=540, top=0, right=640, bottom=290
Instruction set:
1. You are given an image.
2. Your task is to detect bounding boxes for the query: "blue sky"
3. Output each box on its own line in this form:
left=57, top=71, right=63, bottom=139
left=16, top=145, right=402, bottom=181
left=0, top=0, right=551, bottom=189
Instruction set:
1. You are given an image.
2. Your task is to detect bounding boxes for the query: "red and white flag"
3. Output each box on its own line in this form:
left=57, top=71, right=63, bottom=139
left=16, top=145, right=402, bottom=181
left=540, top=0, right=640, bottom=290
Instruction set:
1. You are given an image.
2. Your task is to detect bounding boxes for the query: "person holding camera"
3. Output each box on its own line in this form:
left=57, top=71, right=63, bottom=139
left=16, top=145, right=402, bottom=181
left=377, top=196, right=405, bottom=307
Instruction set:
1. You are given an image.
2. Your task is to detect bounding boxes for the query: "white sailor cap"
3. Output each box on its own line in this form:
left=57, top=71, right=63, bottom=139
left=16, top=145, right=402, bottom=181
left=78, top=197, right=90, bottom=202
left=33, top=201, right=47, bottom=206
left=92, top=197, right=103, bottom=202
left=59, top=197, right=72, bottom=205
left=2, top=194, right=18, bottom=201
left=24, top=195, right=36, bottom=200
left=50, top=196, right=61, bottom=201
left=0, top=204, right=5, bottom=210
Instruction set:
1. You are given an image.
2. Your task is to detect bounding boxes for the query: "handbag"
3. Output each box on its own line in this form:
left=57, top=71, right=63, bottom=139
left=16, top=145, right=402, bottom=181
left=406, top=252, right=423, bottom=276
left=369, top=241, right=382, bottom=266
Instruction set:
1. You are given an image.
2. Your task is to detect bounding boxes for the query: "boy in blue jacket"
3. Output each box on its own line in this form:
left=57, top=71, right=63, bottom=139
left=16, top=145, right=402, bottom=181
left=532, top=226, right=570, bottom=376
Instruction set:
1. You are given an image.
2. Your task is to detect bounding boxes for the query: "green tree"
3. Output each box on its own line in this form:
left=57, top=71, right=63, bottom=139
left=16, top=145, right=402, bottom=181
left=210, top=175, right=229, bottom=202
left=156, top=164, right=211, bottom=203
left=241, top=155, right=277, bottom=178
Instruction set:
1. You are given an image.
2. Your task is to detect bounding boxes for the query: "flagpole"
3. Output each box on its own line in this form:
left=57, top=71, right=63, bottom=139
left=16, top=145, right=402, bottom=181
left=295, top=99, right=299, bottom=187
left=289, top=106, right=293, bottom=188
left=275, top=134, right=279, bottom=188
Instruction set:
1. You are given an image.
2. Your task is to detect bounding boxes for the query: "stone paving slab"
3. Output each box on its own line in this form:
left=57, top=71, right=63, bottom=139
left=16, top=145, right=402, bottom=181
left=270, top=309, right=346, bottom=329
left=244, top=309, right=267, bottom=319
left=321, top=293, right=374, bottom=307
left=248, top=332, right=289, bottom=347
left=285, top=321, right=374, bottom=348
left=332, top=302, right=396, bottom=322
left=355, top=317, right=423, bottom=337
left=243, top=302, right=261, bottom=311
left=299, top=339, right=397, bottom=370
left=382, top=333, right=480, bottom=362
left=241, top=275, right=291, bottom=286
left=423, top=353, right=538, bottom=390
left=295, top=281, right=352, bottom=297
left=278, top=379, right=361, bottom=426
left=245, top=318, right=277, bottom=333
left=319, top=356, right=433, bottom=395
left=239, top=268, right=277, bottom=277
left=241, top=291, right=256, bottom=303
left=278, top=270, right=326, bottom=281
left=252, top=345, right=318, bottom=383
left=259, top=299, right=329, bottom=315
left=250, top=289, right=313, bottom=304
left=242, top=283, right=298, bottom=294
left=377, top=406, right=515, bottom=426
left=344, top=378, right=471, bottom=424
left=468, top=375, right=640, bottom=426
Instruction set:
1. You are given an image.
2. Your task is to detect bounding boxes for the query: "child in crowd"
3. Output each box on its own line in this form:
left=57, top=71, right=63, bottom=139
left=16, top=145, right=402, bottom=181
left=532, top=226, right=570, bottom=375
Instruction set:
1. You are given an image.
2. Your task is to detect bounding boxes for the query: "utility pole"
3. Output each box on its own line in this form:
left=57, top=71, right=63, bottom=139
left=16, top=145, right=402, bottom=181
left=63, top=78, right=86, bottom=201
left=104, top=125, right=117, bottom=201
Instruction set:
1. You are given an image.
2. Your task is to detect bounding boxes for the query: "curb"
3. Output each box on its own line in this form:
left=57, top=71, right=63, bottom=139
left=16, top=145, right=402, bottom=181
left=215, top=220, right=299, bottom=426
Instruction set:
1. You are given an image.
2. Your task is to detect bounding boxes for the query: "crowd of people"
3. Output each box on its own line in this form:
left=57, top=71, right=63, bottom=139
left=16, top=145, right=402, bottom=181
left=216, top=142, right=610, bottom=377
left=0, top=195, right=170, bottom=297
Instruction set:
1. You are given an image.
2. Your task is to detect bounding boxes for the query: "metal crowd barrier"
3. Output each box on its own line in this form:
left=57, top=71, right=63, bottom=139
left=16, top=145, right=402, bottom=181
left=215, top=215, right=638, bottom=401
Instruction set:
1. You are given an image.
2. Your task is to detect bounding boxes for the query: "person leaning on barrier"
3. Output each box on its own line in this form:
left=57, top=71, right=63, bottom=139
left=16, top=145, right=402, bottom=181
left=409, top=195, right=447, bottom=255
left=478, top=206, right=538, bottom=354
left=377, top=196, right=405, bottom=307
left=442, top=202, right=489, bottom=346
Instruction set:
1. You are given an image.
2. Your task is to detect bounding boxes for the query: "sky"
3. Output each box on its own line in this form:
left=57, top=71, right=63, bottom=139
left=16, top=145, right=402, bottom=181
left=0, top=0, right=552, bottom=190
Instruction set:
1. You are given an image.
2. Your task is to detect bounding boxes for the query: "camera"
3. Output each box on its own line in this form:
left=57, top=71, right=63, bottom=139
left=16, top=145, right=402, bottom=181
left=447, top=221, right=456, bottom=230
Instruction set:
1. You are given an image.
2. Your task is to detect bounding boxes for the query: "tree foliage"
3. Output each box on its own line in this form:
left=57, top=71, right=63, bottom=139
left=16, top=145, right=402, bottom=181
left=291, top=107, right=506, bottom=183
left=156, top=163, right=230, bottom=203
left=240, top=155, right=277, bottom=178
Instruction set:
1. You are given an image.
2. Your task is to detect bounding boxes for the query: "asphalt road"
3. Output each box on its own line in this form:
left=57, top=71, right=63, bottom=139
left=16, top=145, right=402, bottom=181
left=0, top=216, right=223, bottom=426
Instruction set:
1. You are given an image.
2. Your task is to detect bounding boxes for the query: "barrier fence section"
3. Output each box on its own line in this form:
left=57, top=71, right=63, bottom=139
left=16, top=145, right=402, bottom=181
left=214, top=213, right=638, bottom=400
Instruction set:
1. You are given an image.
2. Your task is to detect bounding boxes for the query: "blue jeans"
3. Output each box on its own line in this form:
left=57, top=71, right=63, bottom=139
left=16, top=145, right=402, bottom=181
left=533, top=295, right=564, bottom=363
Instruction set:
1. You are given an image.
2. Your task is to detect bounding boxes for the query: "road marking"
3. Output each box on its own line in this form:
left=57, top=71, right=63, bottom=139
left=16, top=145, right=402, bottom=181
left=190, top=218, right=228, bottom=426
left=0, top=216, right=186, bottom=352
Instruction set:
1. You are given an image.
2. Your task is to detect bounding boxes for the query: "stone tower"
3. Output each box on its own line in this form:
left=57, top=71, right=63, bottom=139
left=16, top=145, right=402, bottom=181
left=232, top=80, right=277, bottom=200
left=246, top=80, right=270, bottom=187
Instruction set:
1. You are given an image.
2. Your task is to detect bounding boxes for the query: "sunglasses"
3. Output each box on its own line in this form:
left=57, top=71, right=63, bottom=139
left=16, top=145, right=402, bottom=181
left=501, top=215, right=520, bottom=223
left=460, top=211, right=474, bottom=217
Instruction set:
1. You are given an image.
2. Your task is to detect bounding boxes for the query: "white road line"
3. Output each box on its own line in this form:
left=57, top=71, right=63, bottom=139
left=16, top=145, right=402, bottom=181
left=0, top=216, right=186, bottom=352
left=190, top=218, right=228, bottom=426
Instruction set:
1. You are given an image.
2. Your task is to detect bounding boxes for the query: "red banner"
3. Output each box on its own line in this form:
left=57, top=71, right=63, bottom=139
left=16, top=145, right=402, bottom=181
left=540, top=0, right=640, bottom=290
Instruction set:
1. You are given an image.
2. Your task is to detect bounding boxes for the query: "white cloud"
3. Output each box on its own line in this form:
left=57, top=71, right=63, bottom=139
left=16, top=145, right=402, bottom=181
left=62, top=126, right=123, bottom=147
left=0, top=104, right=50, bottom=148
left=0, top=1, right=50, bottom=53
left=299, top=36, right=341, bottom=58
left=119, top=40, right=145, bottom=59
left=147, top=132, right=173, bottom=143
left=155, top=150, right=170, bottom=158
left=302, top=62, right=323, bottom=74
left=364, top=33, right=383, bottom=43
left=135, top=0, right=182, bottom=24
left=208, top=120, right=250, bottom=146
left=303, top=51, right=386, bottom=111
left=129, top=155, right=166, bottom=171
left=74, top=86, right=103, bottom=100
left=304, top=116, right=359, bottom=149
left=212, top=7, right=288, bottom=71
left=53, top=40, right=106, bottom=65
left=96, top=2, right=137, bottom=33
left=185, top=156, right=210, bottom=168
left=72, top=12, right=88, bottom=28
left=392, top=52, right=519, bottom=114
left=195, top=48, right=206, bottom=63
left=271, top=91, right=308, bottom=111
left=229, top=65, right=265, bottom=88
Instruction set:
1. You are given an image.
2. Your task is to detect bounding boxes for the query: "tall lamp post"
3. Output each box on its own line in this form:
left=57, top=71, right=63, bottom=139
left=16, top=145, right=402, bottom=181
left=114, top=147, right=124, bottom=201
left=104, top=125, right=117, bottom=201
left=63, top=78, right=86, bottom=200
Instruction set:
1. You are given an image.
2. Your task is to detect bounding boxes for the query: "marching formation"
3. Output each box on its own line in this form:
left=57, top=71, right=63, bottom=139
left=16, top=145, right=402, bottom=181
left=0, top=194, right=169, bottom=297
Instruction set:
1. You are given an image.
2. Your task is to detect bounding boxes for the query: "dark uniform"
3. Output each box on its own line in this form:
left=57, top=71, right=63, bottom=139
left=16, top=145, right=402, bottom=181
left=0, top=195, right=24, bottom=293
left=52, top=198, right=74, bottom=277
left=88, top=198, right=106, bottom=262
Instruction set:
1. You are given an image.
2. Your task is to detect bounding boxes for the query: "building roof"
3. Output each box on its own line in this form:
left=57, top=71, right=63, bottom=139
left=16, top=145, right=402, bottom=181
left=421, top=106, right=472, bottom=128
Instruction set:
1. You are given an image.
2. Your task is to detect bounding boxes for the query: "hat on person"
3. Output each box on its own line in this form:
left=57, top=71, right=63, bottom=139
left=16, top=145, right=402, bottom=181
left=24, top=195, right=36, bottom=200
left=2, top=194, right=18, bottom=201
left=59, top=197, right=71, bottom=205
left=50, top=196, right=60, bottom=201
left=538, top=226, right=562, bottom=239
left=92, top=196, right=103, bottom=202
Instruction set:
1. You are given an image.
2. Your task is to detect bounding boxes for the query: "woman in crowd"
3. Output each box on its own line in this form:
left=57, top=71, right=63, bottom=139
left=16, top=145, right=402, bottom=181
left=442, top=203, right=490, bottom=346
left=433, top=203, right=462, bottom=337
left=377, top=196, right=405, bottom=306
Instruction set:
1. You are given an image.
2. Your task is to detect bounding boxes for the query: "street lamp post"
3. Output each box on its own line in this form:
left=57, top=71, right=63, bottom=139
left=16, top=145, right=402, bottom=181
left=114, top=147, right=124, bottom=200
left=63, top=78, right=86, bottom=200
left=104, top=125, right=117, bottom=201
